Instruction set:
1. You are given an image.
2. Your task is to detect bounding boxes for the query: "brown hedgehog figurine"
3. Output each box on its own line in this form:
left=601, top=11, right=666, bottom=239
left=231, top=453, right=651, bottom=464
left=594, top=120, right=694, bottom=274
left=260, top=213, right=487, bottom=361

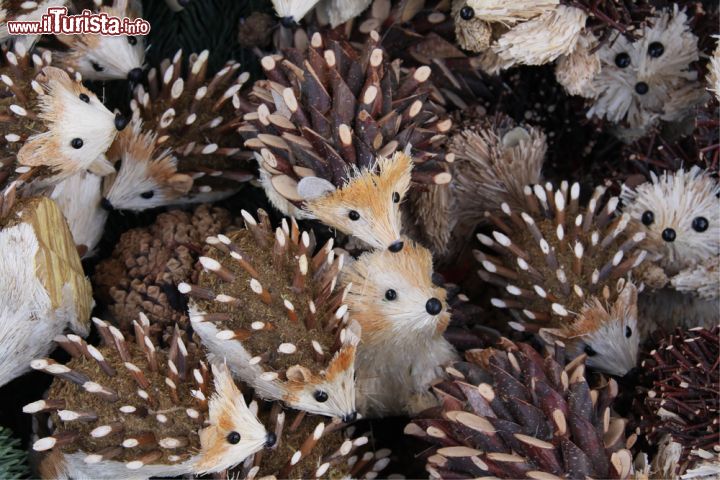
left=406, top=340, right=635, bottom=479
left=231, top=402, right=391, bottom=479
left=238, top=30, right=452, bottom=249
left=477, top=181, right=644, bottom=377
left=0, top=57, right=125, bottom=193
left=26, top=316, right=275, bottom=479
left=130, top=49, right=253, bottom=201
left=183, top=209, right=360, bottom=421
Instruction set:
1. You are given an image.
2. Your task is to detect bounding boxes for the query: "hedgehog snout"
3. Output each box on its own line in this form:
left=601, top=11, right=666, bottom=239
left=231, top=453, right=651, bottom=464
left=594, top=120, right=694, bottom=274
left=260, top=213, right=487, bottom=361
left=388, top=240, right=404, bottom=253
left=661, top=228, right=676, bottom=242
left=100, top=197, right=115, bottom=211
left=264, top=432, right=277, bottom=448
left=114, top=114, right=129, bottom=131
left=127, top=67, right=144, bottom=83
left=425, top=298, right=442, bottom=315
left=341, top=411, right=358, bottom=423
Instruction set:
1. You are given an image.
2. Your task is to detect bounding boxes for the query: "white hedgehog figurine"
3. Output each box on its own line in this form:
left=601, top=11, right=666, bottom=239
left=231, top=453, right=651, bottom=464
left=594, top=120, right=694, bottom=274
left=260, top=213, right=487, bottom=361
left=0, top=0, right=67, bottom=49
left=343, top=239, right=459, bottom=417
left=0, top=196, right=93, bottom=387
left=183, top=210, right=360, bottom=422
left=54, top=0, right=146, bottom=82
left=27, top=317, right=274, bottom=479
left=621, top=166, right=719, bottom=337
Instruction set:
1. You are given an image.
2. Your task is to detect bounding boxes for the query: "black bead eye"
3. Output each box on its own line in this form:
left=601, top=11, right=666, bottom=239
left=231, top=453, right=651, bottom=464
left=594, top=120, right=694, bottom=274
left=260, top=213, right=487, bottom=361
left=625, top=326, right=632, bottom=338
left=692, top=216, right=709, bottom=232
left=385, top=289, right=397, bottom=301
left=641, top=210, right=654, bottom=226
left=584, top=345, right=597, bottom=357
left=459, top=6, right=474, bottom=20
left=71, top=138, right=83, bottom=149
left=647, top=42, right=664, bottom=58
left=140, top=190, right=154, bottom=199
left=392, top=192, right=400, bottom=203
left=91, top=61, right=104, bottom=72
left=614, top=52, right=631, bottom=68
left=635, top=82, right=649, bottom=95
left=127, top=36, right=137, bottom=46
left=226, top=431, right=241, bottom=444
left=314, top=390, right=328, bottom=402
left=348, top=210, right=360, bottom=221
left=79, top=93, right=89, bottom=103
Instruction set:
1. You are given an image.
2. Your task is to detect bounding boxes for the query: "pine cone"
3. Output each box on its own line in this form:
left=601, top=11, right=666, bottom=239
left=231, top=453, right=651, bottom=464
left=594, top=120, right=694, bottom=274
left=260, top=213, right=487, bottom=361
left=238, top=30, right=452, bottom=217
left=476, top=181, right=645, bottom=376
left=638, top=326, right=720, bottom=477
left=407, top=340, right=634, bottom=479
left=93, top=204, right=234, bottom=334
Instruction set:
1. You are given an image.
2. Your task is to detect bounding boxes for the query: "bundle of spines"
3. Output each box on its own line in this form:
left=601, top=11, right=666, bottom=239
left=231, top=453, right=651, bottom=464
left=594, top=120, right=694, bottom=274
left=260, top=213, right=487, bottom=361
left=406, top=340, right=635, bottom=479
left=476, top=181, right=645, bottom=377
left=231, top=402, right=391, bottom=479
left=238, top=30, right=452, bottom=218
left=638, top=326, right=720, bottom=478
left=0, top=426, right=28, bottom=480
left=92, top=205, right=234, bottom=334
left=27, top=316, right=273, bottom=478
left=184, top=209, right=360, bottom=421
left=130, top=49, right=253, bottom=198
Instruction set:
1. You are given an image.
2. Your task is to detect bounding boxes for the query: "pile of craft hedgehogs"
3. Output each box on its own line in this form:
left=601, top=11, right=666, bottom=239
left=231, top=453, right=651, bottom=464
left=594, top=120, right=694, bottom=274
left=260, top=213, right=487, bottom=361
left=0, top=0, right=717, bottom=479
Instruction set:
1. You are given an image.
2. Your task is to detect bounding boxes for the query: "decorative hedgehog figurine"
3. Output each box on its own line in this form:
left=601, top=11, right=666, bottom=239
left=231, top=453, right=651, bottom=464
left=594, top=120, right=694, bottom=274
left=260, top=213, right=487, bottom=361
left=0, top=57, right=126, bottom=192
left=621, top=167, right=719, bottom=338
left=130, top=49, right=253, bottom=201
left=27, top=316, right=275, bottom=479
left=476, top=181, right=645, bottom=377
left=53, top=0, right=147, bottom=82
left=183, top=209, right=360, bottom=421
left=238, top=30, right=452, bottom=244
left=343, top=238, right=459, bottom=417
left=0, top=0, right=67, bottom=48
left=0, top=195, right=93, bottom=387
left=230, top=401, right=391, bottom=479
left=407, top=340, right=635, bottom=479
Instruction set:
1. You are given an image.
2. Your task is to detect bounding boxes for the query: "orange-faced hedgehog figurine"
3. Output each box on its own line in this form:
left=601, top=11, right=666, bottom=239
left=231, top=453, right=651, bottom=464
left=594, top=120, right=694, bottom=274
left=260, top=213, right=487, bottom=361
left=27, top=316, right=274, bottom=479
left=183, top=210, right=360, bottom=421
left=477, top=181, right=644, bottom=377
left=343, top=239, right=459, bottom=417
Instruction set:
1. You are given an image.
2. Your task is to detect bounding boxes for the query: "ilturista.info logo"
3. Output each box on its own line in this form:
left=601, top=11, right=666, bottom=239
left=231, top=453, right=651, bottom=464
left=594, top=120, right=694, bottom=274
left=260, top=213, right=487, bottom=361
left=7, top=7, right=150, bottom=35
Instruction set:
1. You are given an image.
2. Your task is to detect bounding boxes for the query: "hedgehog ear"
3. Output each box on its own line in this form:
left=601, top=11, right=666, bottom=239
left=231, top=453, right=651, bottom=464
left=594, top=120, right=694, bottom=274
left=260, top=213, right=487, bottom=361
left=87, top=155, right=116, bottom=177
left=297, top=176, right=336, bottom=201
left=286, top=365, right=312, bottom=383
left=538, top=327, right=567, bottom=345
left=168, top=174, right=193, bottom=194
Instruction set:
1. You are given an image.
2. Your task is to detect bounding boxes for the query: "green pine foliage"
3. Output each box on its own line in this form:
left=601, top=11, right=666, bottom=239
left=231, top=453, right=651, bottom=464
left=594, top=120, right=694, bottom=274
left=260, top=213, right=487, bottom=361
left=0, top=427, right=28, bottom=480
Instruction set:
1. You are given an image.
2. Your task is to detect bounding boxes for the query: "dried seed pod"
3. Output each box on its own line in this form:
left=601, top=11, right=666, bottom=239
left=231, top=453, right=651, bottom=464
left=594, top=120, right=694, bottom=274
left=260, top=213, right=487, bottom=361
left=54, top=0, right=147, bottom=81
left=28, top=321, right=275, bottom=478
left=231, top=402, right=390, bottom=479
left=187, top=209, right=359, bottom=420
left=639, top=326, right=720, bottom=478
left=343, top=238, right=459, bottom=417
left=0, top=196, right=92, bottom=387
left=621, top=167, right=719, bottom=337
left=407, top=340, right=634, bottom=479
left=131, top=49, right=253, bottom=199
left=93, top=205, right=234, bottom=334
left=239, top=30, right=452, bottom=221
left=478, top=181, right=644, bottom=376
left=0, top=54, right=121, bottom=194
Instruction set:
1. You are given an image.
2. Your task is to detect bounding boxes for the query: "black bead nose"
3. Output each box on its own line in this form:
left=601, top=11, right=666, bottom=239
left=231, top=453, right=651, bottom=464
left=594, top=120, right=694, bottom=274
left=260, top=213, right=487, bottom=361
left=264, top=432, right=277, bottom=448
left=100, top=197, right=114, bottom=211
left=127, top=67, right=143, bottom=83
left=620, top=367, right=641, bottom=384
left=342, top=411, right=357, bottom=423
left=425, top=298, right=442, bottom=315
left=114, top=114, right=129, bottom=131
left=280, top=16, right=295, bottom=28
left=662, top=228, right=676, bottom=242
left=388, top=240, right=404, bottom=253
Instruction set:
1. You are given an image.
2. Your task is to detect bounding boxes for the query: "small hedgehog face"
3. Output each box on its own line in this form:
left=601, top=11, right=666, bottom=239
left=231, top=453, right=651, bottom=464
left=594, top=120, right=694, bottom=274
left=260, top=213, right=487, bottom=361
left=621, top=167, right=720, bottom=273
left=345, top=239, right=449, bottom=339
left=452, top=2, right=491, bottom=52
left=304, top=152, right=412, bottom=252
left=195, top=364, right=271, bottom=474
left=18, top=67, right=120, bottom=172
left=102, top=122, right=193, bottom=210
left=549, top=282, right=640, bottom=377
